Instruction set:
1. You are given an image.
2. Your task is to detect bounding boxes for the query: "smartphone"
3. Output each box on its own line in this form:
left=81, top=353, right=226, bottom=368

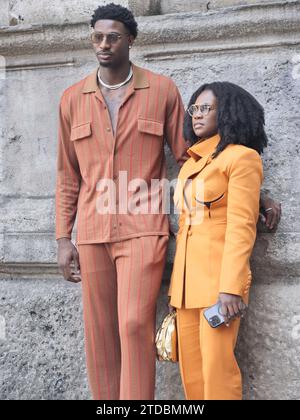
left=203, top=302, right=225, bottom=328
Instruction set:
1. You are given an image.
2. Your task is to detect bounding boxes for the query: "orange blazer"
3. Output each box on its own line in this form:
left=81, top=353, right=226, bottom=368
left=168, top=134, right=263, bottom=309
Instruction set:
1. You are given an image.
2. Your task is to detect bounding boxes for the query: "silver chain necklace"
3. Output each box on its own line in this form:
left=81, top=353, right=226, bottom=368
left=98, top=66, right=133, bottom=90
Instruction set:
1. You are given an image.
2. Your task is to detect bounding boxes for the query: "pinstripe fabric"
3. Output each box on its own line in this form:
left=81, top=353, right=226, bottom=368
left=56, top=64, right=189, bottom=244
left=78, top=235, right=169, bottom=400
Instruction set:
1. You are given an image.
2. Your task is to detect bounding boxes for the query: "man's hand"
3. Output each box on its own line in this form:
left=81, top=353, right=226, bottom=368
left=218, top=293, right=247, bottom=327
left=57, top=238, right=81, bottom=283
left=260, top=193, right=282, bottom=231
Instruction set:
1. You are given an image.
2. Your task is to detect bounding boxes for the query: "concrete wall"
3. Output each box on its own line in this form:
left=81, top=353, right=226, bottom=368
left=160, top=0, right=291, bottom=13
left=8, top=0, right=128, bottom=25
left=0, top=0, right=300, bottom=399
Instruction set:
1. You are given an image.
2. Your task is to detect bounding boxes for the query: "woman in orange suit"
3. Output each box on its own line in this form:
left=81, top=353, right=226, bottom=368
left=168, top=82, right=267, bottom=400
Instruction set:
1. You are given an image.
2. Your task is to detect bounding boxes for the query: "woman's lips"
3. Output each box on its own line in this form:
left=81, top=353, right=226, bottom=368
left=194, top=123, right=204, bottom=129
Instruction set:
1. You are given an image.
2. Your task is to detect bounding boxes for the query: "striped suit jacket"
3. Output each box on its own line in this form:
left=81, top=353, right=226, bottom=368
left=56, top=64, right=189, bottom=244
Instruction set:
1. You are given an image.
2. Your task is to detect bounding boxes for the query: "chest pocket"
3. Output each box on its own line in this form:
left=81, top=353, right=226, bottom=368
left=70, top=122, right=92, bottom=141
left=69, top=122, right=92, bottom=176
left=133, top=118, right=164, bottom=160
left=138, top=118, right=164, bottom=136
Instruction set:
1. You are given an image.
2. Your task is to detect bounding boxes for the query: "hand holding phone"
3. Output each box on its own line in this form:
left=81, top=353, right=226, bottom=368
left=203, top=302, right=225, bottom=328
left=204, top=295, right=247, bottom=328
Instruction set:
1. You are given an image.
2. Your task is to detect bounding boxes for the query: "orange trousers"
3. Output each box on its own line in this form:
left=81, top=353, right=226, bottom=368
left=77, top=235, right=169, bottom=400
left=176, top=306, right=242, bottom=400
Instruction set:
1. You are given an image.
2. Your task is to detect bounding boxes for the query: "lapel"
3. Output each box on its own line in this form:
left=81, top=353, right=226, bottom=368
left=173, top=154, right=211, bottom=211
left=181, top=153, right=212, bottom=181
left=181, top=134, right=220, bottom=180
left=174, top=134, right=221, bottom=212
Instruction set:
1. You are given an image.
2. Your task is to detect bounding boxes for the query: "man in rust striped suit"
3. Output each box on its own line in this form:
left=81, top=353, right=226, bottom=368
left=56, top=4, right=281, bottom=400
left=56, top=4, right=188, bottom=400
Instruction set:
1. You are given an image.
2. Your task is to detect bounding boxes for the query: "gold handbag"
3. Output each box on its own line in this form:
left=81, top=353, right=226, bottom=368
left=155, top=310, right=178, bottom=362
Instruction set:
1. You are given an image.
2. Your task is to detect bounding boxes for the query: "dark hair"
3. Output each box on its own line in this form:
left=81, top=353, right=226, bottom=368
left=184, top=81, right=268, bottom=157
left=90, top=3, right=138, bottom=39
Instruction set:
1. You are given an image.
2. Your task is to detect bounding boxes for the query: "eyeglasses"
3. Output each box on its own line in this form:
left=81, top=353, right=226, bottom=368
left=187, top=104, right=216, bottom=117
left=91, top=32, right=129, bottom=45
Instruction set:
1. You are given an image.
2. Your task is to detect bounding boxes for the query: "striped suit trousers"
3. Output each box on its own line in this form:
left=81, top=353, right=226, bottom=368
left=77, top=235, right=169, bottom=400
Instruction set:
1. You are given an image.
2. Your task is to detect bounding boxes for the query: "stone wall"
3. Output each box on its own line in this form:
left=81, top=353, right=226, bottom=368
left=0, top=0, right=300, bottom=400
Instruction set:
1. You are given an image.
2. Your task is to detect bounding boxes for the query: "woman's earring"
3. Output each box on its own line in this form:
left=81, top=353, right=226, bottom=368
left=129, top=45, right=132, bottom=49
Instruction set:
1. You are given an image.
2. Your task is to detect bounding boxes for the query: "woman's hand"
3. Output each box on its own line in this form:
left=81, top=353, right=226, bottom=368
left=218, top=293, right=247, bottom=327
left=260, top=193, right=282, bottom=231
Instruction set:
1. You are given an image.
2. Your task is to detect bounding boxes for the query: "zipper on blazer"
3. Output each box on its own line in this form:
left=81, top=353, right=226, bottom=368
left=195, top=193, right=225, bottom=219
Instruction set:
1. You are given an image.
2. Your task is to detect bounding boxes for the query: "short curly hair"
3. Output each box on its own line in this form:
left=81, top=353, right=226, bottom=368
left=90, top=3, right=138, bottom=39
left=184, top=81, right=268, bottom=157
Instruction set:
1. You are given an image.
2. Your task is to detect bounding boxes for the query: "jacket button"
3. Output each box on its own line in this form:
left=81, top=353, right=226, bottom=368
left=187, top=231, right=192, bottom=236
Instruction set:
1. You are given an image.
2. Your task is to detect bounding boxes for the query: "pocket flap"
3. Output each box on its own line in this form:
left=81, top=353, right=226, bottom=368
left=70, top=122, right=91, bottom=141
left=138, top=118, right=164, bottom=136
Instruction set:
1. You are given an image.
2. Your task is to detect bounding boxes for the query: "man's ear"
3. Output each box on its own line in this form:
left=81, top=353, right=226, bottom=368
left=129, top=35, right=135, bottom=49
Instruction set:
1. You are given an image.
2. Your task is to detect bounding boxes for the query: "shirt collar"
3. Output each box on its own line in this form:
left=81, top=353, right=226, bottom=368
left=82, top=63, right=150, bottom=93
left=187, top=134, right=221, bottom=160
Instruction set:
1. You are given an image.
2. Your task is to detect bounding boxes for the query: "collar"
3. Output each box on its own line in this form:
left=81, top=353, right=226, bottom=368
left=82, top=63, right=150, bottom=93
left=187, top=134, right=221, bottom=160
